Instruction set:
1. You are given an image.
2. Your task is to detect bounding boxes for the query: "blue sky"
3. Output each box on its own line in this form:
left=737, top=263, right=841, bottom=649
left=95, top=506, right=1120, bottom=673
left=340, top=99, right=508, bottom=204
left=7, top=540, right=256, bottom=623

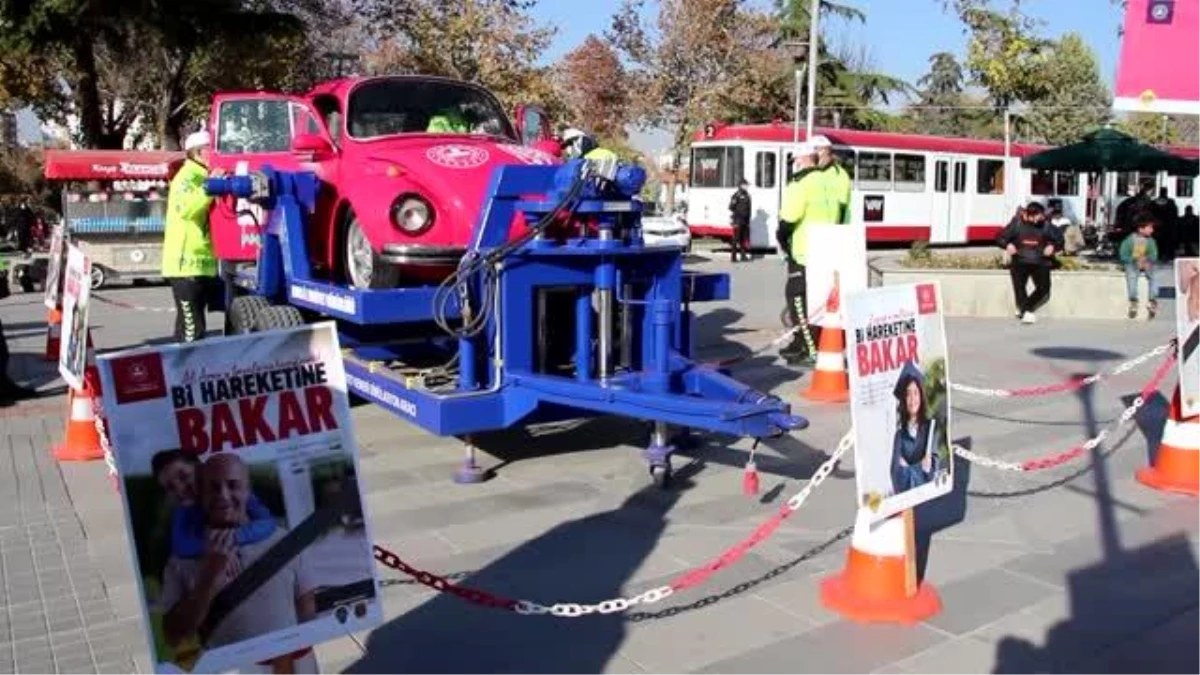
left=532, top=0, right=1126, bottom=152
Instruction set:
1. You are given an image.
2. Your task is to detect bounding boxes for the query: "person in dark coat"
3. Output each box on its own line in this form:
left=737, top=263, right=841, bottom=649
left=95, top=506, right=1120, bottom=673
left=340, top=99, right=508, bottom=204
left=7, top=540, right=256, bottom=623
left=1180, top=205, right=1199, bottom=257
left=1148, top=187, right=1179, bottom=260
left=997, top=201, right=1064, bottom=324
left=891, top=361, right=938, bottom=495
left=728, top=179, right=751, bottom=262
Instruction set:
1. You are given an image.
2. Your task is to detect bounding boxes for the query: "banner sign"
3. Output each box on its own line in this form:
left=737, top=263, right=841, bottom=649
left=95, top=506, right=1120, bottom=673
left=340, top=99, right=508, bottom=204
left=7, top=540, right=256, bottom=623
left=846, top=282, right=954, bottom=523
left=1177, top=258, right=1199, bottom=417
left=59, top=244, right=91, bottom=392
left=96, top=323, right=382, bottom=673
left=44, top=224, right=66, bottom=310
left=1113, top=0, right=1199, bottom=114
left=805, top=224, right=867, bottom=326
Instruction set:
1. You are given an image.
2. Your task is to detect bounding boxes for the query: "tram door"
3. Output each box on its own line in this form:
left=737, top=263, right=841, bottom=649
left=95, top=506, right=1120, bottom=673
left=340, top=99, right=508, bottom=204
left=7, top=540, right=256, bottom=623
left=931, top=155, right=969, bottom=243
left=747, top=149, right=779, bottom=249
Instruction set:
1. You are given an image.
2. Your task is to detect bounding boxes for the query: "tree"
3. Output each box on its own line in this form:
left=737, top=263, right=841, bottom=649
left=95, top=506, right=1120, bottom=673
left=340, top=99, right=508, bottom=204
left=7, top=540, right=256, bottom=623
left=948, top=1, right=1053, bottom=109
left=552, top=35, right=630, bottom=143
left=607, top=0, right=780, bottom=197
left=910, top=52, right=968, bottom=136
left=355, top=0, right=561, bottom=114
left=1019, top=33, right=1111, bottom=145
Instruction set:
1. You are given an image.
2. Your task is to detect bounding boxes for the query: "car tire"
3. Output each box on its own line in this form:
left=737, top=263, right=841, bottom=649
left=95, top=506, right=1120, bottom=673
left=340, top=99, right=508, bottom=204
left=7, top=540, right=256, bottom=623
left=228, top=295, right=270, bottom=335
left=343, top=212, right=400, bottom=289
left=90, top=265, right=106, bottom=290
left=254, top=305, right=305, bottom=332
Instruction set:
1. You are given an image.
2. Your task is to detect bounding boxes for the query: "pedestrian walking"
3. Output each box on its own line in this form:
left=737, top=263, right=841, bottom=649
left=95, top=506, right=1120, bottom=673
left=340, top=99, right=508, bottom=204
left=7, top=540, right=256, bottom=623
left=728, top=179, right=751, bottom=262
left=1119, top=213, right=1160, bottom=320
left=997, top=201, right=1063, bottom=325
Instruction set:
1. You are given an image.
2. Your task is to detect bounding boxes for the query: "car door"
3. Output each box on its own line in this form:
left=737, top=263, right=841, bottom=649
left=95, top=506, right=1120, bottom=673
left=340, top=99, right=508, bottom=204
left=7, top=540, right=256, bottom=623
left=514, top=105, right=553, bottom=146
left=207, top=93, right=328, bottom=263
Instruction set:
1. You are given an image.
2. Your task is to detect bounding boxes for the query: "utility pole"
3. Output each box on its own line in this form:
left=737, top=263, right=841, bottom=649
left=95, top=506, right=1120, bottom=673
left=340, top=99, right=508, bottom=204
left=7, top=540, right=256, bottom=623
left=804, top=0, right=820, bottom=138
left=782, top=40, right=808, bottom=144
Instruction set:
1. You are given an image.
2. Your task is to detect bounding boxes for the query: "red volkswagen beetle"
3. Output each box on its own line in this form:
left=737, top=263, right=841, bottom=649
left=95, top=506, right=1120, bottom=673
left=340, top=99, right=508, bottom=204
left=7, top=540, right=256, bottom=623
left=206, top=75, right=559, bottom=288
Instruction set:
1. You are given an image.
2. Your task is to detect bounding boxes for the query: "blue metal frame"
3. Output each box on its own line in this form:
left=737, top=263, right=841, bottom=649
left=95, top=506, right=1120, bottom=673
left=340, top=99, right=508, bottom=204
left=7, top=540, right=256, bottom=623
left=206, top=163, right=808, bottom=446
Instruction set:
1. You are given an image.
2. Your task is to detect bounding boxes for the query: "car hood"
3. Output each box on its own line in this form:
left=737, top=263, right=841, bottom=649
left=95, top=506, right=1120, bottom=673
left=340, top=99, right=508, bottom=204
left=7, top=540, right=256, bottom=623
left=360, top=137, right=559, bottom=241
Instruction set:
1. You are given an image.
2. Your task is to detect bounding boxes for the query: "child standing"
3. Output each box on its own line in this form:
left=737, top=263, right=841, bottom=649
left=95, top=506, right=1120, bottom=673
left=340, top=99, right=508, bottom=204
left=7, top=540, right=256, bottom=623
left=1119, top=214, right=1160, bottom=320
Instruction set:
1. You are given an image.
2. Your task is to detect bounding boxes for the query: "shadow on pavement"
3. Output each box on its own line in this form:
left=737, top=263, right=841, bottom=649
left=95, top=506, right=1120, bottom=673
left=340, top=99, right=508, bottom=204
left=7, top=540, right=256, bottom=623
left=346, top=460, right=705, bottom=673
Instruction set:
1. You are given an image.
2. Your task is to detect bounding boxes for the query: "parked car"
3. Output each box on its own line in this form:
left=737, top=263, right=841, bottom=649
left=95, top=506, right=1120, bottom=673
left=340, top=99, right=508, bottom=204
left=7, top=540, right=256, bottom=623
left=206, top=75, right=559, bottom=288
left=641, top=211, right=692, bottom=251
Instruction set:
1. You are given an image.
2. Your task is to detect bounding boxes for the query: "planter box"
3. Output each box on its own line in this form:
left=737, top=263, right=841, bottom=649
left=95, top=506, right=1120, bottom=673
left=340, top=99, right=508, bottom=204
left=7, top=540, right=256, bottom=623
left=868, top=257, right=1136, bottom=320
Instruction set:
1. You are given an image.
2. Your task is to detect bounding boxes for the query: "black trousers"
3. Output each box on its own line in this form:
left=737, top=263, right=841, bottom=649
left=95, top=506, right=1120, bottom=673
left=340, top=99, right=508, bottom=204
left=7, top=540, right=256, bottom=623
left=1010, top=263, right=1052, bottom=314
left=170, top=277, right=220, bottom=343
left=731, top=221, right=749, bottom=259
left=784, top=259, right=820, bottom=353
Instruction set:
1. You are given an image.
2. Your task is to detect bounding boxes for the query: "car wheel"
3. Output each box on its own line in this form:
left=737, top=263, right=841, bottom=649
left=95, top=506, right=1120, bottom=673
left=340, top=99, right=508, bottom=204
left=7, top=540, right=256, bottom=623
left=90, top=265, right=106, bottom=290
left=343, top=212, right=400, bottom=289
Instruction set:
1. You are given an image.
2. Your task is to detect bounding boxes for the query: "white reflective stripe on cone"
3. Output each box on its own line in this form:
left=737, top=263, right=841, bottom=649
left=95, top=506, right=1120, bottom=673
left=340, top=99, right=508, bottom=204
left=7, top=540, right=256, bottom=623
left=1163, top=418, right=1200, bottom=450
left=850, top=513, right=906, bottom=557
left=71, top=394, right=95, bottom=421
left=816, top=352, right=845, bottom=371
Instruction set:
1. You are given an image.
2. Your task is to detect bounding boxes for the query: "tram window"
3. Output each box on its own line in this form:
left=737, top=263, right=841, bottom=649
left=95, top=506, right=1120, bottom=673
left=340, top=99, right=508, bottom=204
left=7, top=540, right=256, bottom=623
left=934, top=161, right=948, bottom=192
left=893, top=154, right=925, bottom=192
left=755, top=152, right=777, bottom=188
left=1030, top=169, right=1054, bottom=196
left=977, top=160, right=1004, bottom=194
left=1055, top=171, right=1079, bottom=196
left=1176, top=177, right=1194, bottom=198
left=856, top=152, right=892, bottom=190
left=690, top=146, right=744, bottom=188
left=1116, top=171, right=1156, bottom=195
left=953, top=161, right=967, bottom=193
left=833, top=148, right=856, bottom=179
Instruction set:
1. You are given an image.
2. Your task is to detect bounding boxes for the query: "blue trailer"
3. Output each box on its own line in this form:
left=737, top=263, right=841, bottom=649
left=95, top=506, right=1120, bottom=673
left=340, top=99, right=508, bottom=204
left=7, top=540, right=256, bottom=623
left=206, top=158, right=808, bottom=488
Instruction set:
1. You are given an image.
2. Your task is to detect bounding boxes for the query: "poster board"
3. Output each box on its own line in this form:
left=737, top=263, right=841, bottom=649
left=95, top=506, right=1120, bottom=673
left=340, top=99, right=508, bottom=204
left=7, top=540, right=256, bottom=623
left=58, top=244, right=92, bottom=392
left=96, top=323, right=383, bottom=673
left=1177, top=258, right=1199, bottom=417
left=805, top=224, right=867, bottom=326
left=44, top=224, right=66, bottom=310
left=846, top=282, right=954, bottom=524
left=1113, top=0, right=1199, bottom=115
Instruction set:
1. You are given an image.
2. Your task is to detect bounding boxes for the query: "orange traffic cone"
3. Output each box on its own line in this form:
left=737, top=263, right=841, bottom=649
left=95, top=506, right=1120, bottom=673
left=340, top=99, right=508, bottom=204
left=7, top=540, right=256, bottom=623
left=1136, top=385, right=1199, bottom=496
left=53, top=366, right=105, bottom=463
left=44, top=307, right=62, bottom=361
left=802, top=281, right=849, bottom=403
left=820, top=510, right=941, bottom=623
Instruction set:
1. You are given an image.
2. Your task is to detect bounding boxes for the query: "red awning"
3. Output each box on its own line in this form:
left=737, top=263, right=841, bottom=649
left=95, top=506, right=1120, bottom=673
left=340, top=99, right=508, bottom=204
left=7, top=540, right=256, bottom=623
left=43, top=150, right=185, bottom=181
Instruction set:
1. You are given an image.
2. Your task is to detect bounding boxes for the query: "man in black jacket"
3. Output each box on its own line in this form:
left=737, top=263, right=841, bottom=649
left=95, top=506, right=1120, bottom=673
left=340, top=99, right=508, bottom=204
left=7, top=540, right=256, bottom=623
left=728, top=180, right=751, bottom=262
left=997, top=201, right=1064, bottom=325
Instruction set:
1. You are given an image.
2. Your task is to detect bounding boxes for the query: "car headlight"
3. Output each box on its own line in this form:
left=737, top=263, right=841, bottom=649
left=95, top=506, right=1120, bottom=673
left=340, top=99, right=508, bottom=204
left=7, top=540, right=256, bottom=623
left=391, top=195, right=435, bottom=235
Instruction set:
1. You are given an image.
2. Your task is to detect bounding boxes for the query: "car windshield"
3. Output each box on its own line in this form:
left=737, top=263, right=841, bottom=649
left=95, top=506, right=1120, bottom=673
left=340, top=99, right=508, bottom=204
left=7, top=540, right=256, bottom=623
left=347, top=79, right=516, bottom=141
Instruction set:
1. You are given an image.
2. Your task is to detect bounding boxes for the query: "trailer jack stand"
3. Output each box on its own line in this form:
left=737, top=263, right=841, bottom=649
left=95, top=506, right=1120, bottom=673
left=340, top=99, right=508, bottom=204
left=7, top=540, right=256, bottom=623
left=453, top=437, right=488, bottom=485
left=644, top=422, right=675, bottom=488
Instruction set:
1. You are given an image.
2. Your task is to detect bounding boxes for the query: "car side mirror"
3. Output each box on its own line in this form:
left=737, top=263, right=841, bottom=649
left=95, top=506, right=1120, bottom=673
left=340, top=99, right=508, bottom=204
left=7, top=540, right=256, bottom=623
left=292, top=133, right=334, bottom=159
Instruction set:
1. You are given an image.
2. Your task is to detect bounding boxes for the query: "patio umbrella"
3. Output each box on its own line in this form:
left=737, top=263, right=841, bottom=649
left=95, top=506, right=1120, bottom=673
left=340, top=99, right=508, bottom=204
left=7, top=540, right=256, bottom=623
left=1021, top=127, right=1198, bottom=176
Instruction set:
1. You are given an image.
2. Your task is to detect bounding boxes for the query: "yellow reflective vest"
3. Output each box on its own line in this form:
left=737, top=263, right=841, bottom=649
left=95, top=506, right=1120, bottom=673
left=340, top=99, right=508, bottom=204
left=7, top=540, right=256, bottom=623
left=779, top=161, right=852, bottom=264
left=584, top=147, right=619, bottom=161
left=161, top=159, right=217, bottom=278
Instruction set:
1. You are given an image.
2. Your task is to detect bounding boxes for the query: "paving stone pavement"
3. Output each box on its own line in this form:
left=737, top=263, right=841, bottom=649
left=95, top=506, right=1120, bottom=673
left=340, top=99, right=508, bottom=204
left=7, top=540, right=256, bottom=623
left=0, top=250, right=1196, bottom=673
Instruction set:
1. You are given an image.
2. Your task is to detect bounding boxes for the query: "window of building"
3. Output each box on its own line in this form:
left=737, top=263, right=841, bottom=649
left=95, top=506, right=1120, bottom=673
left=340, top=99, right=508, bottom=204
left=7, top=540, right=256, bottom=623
left=976, top=159, right=1005, bottom=194
left=1176, top=177, right=1194, bottom=198
left=1030, top=169, right=1054, bottom=196
left=856, top=152, right=892, bottom=190
left=893, top=153, right=925, bottom=193
left=755, top=151, right=777, bottom=188
left=1055, top=171, right=1080, bottom=196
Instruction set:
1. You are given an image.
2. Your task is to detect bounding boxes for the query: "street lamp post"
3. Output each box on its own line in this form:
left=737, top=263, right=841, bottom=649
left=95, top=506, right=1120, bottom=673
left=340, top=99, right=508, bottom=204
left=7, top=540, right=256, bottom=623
left=804, top=0, right=820, bottom=138
left=782, top=40, right=808, bottom=144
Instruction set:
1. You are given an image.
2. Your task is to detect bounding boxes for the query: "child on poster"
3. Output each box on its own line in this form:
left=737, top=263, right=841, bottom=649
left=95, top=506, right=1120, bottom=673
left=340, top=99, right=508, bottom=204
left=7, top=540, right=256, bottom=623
left=891, top=361, right=942, bottom=494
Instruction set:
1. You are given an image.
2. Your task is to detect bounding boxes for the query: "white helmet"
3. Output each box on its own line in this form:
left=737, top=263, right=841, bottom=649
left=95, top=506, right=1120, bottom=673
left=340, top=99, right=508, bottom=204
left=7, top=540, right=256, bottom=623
left=184, top=130, right=211, bottom=151
left=560, top=127, right=596, bottom=159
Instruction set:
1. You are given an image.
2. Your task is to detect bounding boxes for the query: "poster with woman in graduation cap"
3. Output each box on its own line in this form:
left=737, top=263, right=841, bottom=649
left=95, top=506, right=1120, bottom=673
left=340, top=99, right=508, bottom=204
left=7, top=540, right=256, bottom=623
left=845, top=282, right=953, bottom=523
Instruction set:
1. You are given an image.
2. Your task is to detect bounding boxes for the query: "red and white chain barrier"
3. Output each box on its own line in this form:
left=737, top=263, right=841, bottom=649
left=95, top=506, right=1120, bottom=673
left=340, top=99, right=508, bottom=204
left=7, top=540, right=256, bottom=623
left=373, top=432, right=854, bottom=617
left=950, top=341, right=1173, bottom=399
left=954, top=349, right=1177, bottom=473
left=91, top=396, right=119, bottom=482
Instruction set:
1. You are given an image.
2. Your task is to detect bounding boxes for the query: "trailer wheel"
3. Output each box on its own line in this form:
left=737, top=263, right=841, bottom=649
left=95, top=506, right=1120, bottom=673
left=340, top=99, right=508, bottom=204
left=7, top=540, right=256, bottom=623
left=254, top=305, right=306, bottom=332
left=649, top=464, right=672, bottom=489
left=343, top=212, right=400, bottom=290
left=229, top=296, right=271, bottom=335
left=90, top=265, right=106, bottom=290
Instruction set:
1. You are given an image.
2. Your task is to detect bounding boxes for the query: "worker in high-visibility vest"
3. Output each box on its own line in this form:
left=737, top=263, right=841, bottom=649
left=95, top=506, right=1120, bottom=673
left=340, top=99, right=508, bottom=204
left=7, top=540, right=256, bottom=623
left=427, top=108, right=471, bottom=133
left=162, top=130, right=223, bottom=343
left=561, top=128, right=618, bottom=161
left=811, top=134, right=852, bottom=218
left=776, top=138, right=851, bottom=367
